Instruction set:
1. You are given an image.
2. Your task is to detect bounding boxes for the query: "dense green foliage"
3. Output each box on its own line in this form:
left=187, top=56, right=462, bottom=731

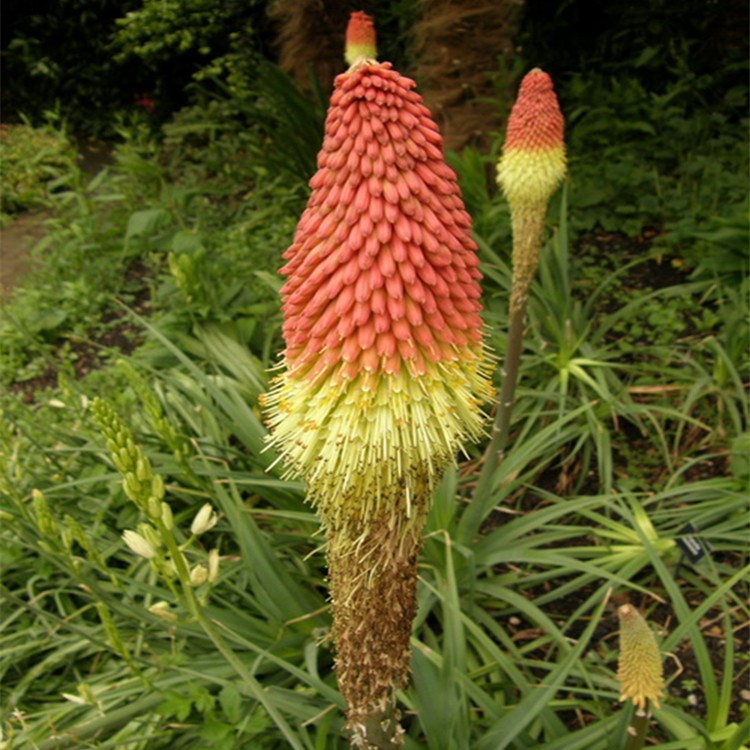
left=0, top=121, right=78, bottom=221
left=2, top=0, right=149, bottom=134
left=1, top=1, right=748, bottom=748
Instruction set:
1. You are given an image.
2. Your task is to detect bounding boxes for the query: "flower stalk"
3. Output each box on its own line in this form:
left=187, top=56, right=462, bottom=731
left=92, top=396, right=306, bottom=749
left=474, top=69, right=566, bottom=498
left=262, top=11, right=492, bottom=745
left=617, top=604, right=665, bottom=750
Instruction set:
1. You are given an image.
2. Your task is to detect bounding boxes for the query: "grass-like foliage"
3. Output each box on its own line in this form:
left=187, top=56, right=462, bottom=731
left=1, top=41, right=748, bottom=750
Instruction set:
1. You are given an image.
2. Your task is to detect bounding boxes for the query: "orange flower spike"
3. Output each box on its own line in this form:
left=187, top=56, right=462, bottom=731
left=263, top=11, right=492, bottom=740
left=497, top=69, right=566, bottom=312
left=497, top=68, right=566, bottom=206
left=265, top=14, right=492, bottom=530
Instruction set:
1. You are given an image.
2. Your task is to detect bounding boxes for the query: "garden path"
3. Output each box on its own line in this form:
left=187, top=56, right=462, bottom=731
left=0, top=210, right=49, bottom=299
left=0, top=140, right=112, bottom=300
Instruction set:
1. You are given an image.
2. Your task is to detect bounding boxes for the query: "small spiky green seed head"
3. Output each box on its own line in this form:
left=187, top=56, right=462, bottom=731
left=497, top=68, right=566, bottom=208
left=617, top=604, right=666, bottom=710
left=345, top=11, right=377, bottom=66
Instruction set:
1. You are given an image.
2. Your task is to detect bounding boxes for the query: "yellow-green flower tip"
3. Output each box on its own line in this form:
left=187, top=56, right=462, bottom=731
left=263, top=56, right=493, bottom=529
left=497, top=68, right=566, bottom=206
left=617, top=604, right=666, bottom=710
left=345, top=11, right=377, bottom=66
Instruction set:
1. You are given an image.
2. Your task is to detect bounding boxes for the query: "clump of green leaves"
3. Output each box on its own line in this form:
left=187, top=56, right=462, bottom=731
left=0, top=121, right=78, bottom=221
left=564, top=72, right=748, bottom=248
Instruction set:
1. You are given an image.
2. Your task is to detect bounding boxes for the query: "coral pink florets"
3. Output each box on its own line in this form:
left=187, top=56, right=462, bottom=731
left=280, top=62, right=484, bottom=384
left=504, top=69, right=564, bottom=153
left=263, top=45, right=492, bottom=522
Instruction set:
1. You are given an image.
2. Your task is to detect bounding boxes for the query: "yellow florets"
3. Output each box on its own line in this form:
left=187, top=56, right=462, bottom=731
left=264, top=354, right=492, bottom=531
left=617, top=604, right=666, bottom=710
left=497, top=146, right=567, bottom=207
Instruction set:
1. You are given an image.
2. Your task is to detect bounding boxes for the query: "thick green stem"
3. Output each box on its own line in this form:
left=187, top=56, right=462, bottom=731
left=623, top=702, right=650, bottom=750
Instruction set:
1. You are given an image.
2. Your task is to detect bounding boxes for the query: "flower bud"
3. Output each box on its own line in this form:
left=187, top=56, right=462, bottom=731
left=190, top=503, right=218, bottom=536
left=148, top=601, right=178, bottom=622
left=151, top=474, right=165, bottom=501
left=189, top=564, right=208, bottom=587
left=32, top=488, right=57, bottom=537
left=497, top=68, right=566, bottom=208
left=146, top=496, right=162, bottom=520
left=617, top=604, right=665, bottom=710
left=122, top=529, right=156, bottom=560
left=62, top=692, right=88, bottom=706
left=136, top=457, right=150, bottom=482
left=160, top=501, right=174, bottom=530
left=345, top=10, right=377, bottom=66
left=207, top=548, right=220, bottom=583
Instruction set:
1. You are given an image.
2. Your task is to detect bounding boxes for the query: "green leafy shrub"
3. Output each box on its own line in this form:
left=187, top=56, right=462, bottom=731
left=2, top=0, right=151, bottom=135
left=0, top=122, right=78, bottom=219
left=563, top=72, right=749, bottom=243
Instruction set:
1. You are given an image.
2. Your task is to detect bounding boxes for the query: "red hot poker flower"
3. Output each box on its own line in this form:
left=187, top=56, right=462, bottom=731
left=498, top=68, right=566, bottom=207
left=263, top=11, right=492, bottom=737
left=266, top=37, right=492, bottom=531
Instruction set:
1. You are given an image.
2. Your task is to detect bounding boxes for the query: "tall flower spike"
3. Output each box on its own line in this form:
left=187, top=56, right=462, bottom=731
left=474, top=69, right=566, bottom=494
left=617, top=604, right=666, bottom=710
left=497, top=68, right=566, bottom=313
left=263, top=10, right=492, bottom=744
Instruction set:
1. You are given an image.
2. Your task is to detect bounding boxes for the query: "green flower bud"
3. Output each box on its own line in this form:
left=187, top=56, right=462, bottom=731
left=160, top=502, right=174, bottom=530
left=189, top=564, right=208, bottom=587
left=208, top=548, right=220, bottom=583
left=32, top=489, right=57, bottom=538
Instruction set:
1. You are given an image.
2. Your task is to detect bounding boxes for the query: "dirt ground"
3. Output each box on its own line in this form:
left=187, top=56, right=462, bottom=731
left=0, top=210, right=50, bottom=299
left=1, top=140, right=112, bottom=300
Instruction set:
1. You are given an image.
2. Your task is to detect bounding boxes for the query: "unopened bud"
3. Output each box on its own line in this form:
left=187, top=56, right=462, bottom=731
left=161, top=502, right=174, bottom=530
left=136, top=458, right=150, bottom=482
left=122, top=530, right=156, bottom=559
left=123, top=473, right=140, bottom=501
left=32, top=489, right=57, bottom=537
left=190, top=503, right=218, bottom=536
left=62, top=692, right=88, bottom=706
left=147, top=496, right=162, bottom=519
left=148, top=601, right=178, bottom=622
left=189, top=564, right=208, bottom=587
left=208, top=548, right=220, bottom=582
left=151, top=474, right=165, bottom=501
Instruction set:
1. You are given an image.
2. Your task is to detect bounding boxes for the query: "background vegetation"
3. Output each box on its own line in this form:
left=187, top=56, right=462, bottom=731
left=1, top=0, right=748, bottom=748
